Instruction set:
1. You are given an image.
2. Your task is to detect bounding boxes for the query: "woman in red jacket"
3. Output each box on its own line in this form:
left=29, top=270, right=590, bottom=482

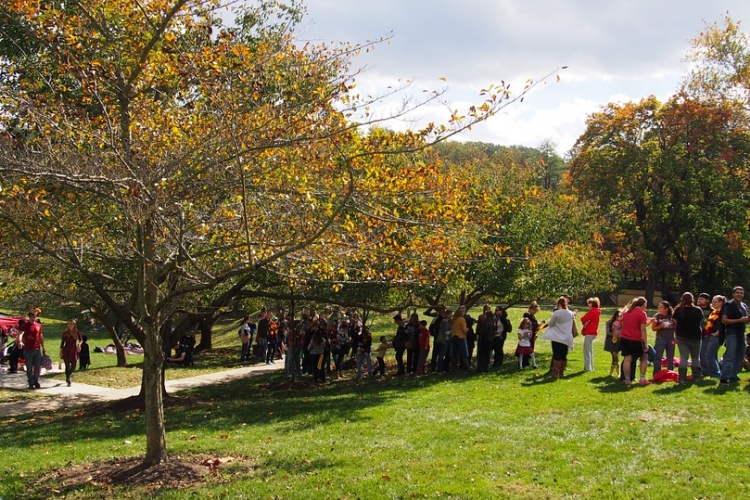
left=580, top=297, right=601, bottom=372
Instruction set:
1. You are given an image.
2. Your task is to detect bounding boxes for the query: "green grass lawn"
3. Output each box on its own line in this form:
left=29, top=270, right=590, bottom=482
left=2, top=304, right=750, bottom=499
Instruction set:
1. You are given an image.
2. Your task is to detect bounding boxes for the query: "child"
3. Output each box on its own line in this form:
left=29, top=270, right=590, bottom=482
left=516, top=317, right=536, bottom=369
left=416, top=320, right=431, bottom=375
left=355, top=326, right=373, bottom=380
left=604, top=310, right=622, bottom=377
left=375, top=335, right=390, bottom=377
left=79, top=335, right=91, bottom=370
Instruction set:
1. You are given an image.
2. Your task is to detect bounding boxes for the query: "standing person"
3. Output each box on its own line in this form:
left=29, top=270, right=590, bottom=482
left=239, top=315, right=254, bottom=363
left=392, top=314, right=407, bottom=376
left=720, top=286, right=749, bottom=385
left=256, top=310, right=269, bottom=364
left=492, top=306, right=512, bottom=368
left=650, top=301, right=675, bottom=377
left=18, top=311, right=45, bottom=389
left=301, top=317, right=316, bottom=376
left=331, top=321, right=349, bottom=378
left=703, top=295, right=726, bottom=380
left=697, top=292, right=713, bottom=375
left=59, top=319, right=82, bottom=387
left=604, top=310, right=622, bottom=376
left=673, top=292, right=704, bottom=384
left=520, top=301, right=541, bottom=368
left=266, top=315, right=279, bottom=364
left=415, top=320, right=431, bottom=375
left=308, top=327, right=327, bottom=383
left=465, top=311, right=476, bottom=365
left=405, top=313, right=420, bottom=375
left=429, top=307, right=447, bottom=372
left=436, top=308, right=452, bottom=373
left=374, top=336, right=390, bottom=377
left=580, top=297, right=601, bottom=372
left=355, top=325, right=373, bottom=380
left=476, top=309, right=494, bottom=373
left=618, top=297, right=650, bottom=386
left=450, top=306, right=470, bottom=371
left=541, top=297, right=575, bottom=379
left=516, top=317, right=536, bottom=370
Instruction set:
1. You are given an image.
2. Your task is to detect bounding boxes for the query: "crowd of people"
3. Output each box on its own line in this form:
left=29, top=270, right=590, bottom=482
left=237, top=303, right=521, bottom=381
left=237, top=287, right=750, bottom=386
left=606, top=288, right=750, bottom=386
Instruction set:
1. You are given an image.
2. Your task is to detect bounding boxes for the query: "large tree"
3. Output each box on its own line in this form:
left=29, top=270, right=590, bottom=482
left=568, top=95, right=750, bottom=300
left=0, top=0, right=544, bottom=466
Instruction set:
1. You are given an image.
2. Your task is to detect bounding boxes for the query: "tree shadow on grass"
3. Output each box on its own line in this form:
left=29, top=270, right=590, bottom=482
left=0, top=367, right=482, bottom=451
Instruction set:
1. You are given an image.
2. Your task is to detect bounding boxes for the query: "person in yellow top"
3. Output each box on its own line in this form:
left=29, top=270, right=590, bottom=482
left=450, top=306, right=470, bottom=371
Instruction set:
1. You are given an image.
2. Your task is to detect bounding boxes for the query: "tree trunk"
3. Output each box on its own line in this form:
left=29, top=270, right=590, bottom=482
left=195, top=318, right=212, bottom=354
left=142, top=326, right=167, bottom=466
left=645, top=277, right=656, bottom=308
left=139, top=217, right=168, bottom=467
left=112, top=323, right=128, bottom=367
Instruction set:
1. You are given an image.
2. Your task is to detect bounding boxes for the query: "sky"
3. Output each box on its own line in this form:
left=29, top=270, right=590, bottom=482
left=295, top=0, right=750, bottom=156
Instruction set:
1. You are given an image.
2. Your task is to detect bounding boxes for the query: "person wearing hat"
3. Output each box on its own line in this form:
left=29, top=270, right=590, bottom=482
left=18, top=311, right=45, bottom=389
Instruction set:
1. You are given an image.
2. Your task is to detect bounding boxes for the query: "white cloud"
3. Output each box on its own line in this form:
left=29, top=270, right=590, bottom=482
left=298, top=0, right=750, bottom=155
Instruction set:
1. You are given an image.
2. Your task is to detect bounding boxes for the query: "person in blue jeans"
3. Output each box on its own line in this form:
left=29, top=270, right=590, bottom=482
left=18, top=311, right=45, bottom=389
left=650, top=301, right=675, bottom=377
left=702, top=295, right=726, bottom=379
left=720, top=286, right=749, bottom=384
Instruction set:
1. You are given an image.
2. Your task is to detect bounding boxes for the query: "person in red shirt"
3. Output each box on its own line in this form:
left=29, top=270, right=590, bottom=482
left=619, top=297, right=650, bottom=386
left=580, top=297, right=602, bottom=372
left=19, top=311, right=45, bottom=389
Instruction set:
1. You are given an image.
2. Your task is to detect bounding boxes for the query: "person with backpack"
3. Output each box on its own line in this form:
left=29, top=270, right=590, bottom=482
left=604, top=310, right=622, bottom=377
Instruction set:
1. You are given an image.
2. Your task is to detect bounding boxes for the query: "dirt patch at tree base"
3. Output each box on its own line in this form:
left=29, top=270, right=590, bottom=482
left=37, top=455, right=254, bottom=495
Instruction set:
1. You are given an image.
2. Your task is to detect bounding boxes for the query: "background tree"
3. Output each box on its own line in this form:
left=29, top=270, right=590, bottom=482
left=568, top=95, right=750, bottom=302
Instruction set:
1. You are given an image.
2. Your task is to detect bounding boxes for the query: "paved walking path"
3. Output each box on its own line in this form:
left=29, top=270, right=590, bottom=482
left=0, top=363, right=282, bottom=418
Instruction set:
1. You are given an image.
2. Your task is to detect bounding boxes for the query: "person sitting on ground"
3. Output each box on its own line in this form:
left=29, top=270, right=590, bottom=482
left=166, top=341, right=192, bottom=367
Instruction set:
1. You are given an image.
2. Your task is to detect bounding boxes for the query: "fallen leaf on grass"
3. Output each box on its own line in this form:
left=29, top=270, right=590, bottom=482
left=382, top=475, right=391, bottom=480
left=189, top=435, right=198, bottom=440
left=218, top=434, right=229, bottom=439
